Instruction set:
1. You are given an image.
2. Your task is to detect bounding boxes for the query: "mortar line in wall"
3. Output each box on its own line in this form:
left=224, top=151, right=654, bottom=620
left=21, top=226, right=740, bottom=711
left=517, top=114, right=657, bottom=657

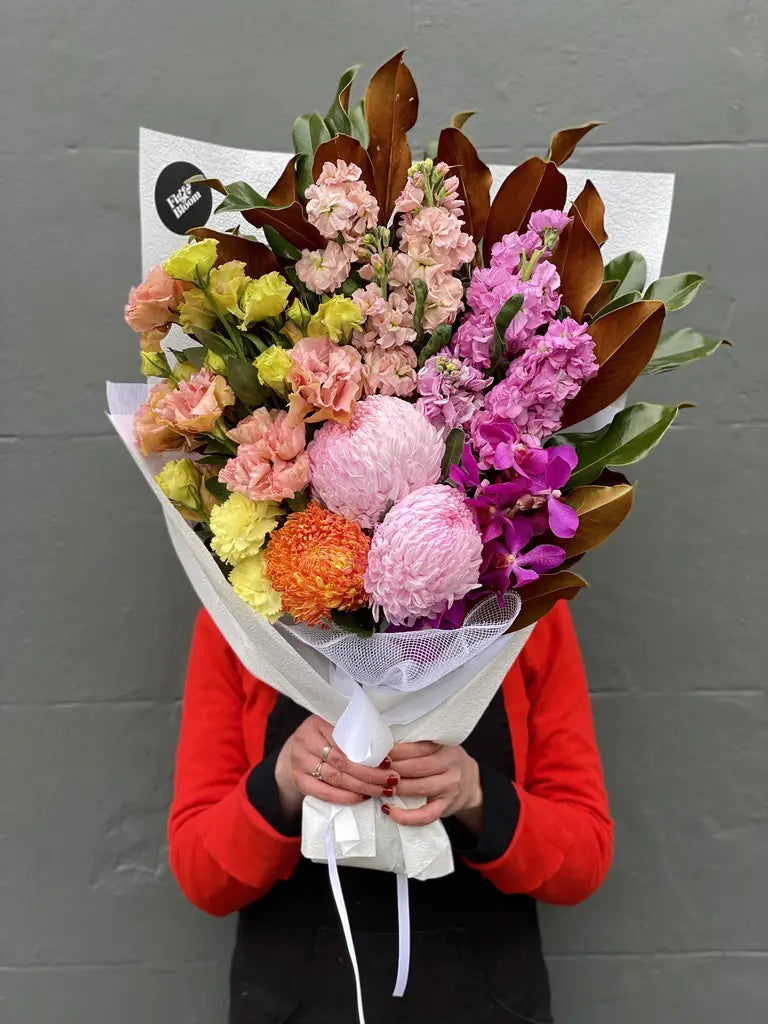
left=0, top=698, right=183, bottom=709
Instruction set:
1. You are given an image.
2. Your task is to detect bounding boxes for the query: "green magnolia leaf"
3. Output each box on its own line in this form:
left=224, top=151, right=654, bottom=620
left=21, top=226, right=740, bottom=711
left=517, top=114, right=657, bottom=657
left=557, top=402, right=690, bottom=488
left=263, top=225, right=302, bottom=262
left=643, top=327, right=728, bottom=374
left=424, top=139, right=438, bottom=160
left=190, top=328, right=234, bottom=358
left=170, top=346, right=206, bottom=370
left=643, top=273, right=705, bottom=311
left=293, top=112, right=332, bottom=195
left=417, top=323, right=452, bottom=367
left=412, top=278, right=428, bottom=341
left=590, top=290, right=641, bottom=322
left=450, top=110, right=476, bottom=130
left=441, top=428, right=465, bottom=480
left=227, top=358, right=270, bottom=407
left=325, top=64, right=362, bottom=136
left=214, top=181, right=270, bottom=214
left=347, top=98, right=369, bottom=147
left=195, top=454, right=228, bottom=467
left=285, top=490, right=311, bottom=513
left=203, top=476, right=231, bottom=502
left=603, top=251, right=647, bottom=297
left=492, top=294, right=523, bottom=368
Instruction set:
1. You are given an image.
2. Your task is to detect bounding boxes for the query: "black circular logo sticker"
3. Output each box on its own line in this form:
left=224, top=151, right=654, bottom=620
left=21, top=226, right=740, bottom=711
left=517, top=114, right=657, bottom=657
left=154, top=161, right=213, bottom=234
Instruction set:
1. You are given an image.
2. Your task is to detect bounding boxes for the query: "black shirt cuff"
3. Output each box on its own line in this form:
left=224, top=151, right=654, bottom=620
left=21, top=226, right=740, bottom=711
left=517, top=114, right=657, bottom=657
left=245, top=749, right=302, bottom=838
left=445, top=761, right=520, bottom=863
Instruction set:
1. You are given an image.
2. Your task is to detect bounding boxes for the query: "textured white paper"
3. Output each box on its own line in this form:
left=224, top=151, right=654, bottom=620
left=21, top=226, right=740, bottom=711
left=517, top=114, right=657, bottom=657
left=140, top=127, right=673, bottom=282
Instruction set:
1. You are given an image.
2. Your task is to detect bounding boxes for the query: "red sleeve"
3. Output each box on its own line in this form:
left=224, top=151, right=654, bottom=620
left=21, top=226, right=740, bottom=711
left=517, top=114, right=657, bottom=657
left=467, top=601, right=613, bottom=904
left=167, top=609, right=301, bottom=916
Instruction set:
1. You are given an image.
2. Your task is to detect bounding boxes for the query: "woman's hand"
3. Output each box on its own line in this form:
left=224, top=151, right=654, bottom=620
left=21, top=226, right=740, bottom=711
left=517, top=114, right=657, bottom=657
left=274, top=715, right=399, bottom=823
left=384, top=742, right=484, bottom=833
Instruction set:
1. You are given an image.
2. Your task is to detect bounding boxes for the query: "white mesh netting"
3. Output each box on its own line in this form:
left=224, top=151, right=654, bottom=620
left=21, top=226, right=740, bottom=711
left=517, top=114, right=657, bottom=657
left=282, top=593, right=522, bottom=693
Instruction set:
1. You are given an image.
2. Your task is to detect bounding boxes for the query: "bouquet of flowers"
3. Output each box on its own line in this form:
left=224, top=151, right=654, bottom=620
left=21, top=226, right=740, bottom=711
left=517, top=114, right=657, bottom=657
left=109, top=50, right=723, bottom=1004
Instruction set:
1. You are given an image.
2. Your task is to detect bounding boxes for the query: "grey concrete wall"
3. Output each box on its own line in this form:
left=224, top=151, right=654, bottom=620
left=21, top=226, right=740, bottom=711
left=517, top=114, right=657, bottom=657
left=2, top=1, right=766, bottom=1021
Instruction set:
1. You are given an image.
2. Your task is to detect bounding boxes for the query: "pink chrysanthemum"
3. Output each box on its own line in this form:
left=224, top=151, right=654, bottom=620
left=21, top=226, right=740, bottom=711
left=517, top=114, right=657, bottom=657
left=365, top=484, right=482, bottom=626
left=307, top=395, right=444, bottom=529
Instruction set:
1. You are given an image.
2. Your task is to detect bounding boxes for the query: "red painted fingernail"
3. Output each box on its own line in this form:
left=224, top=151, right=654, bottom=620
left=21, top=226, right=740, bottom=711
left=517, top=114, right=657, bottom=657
left=380, top=757, right=392, bottom=769
left=386, top=775, right=398, bottom=787
left=381, top=804, right=391, bottom=816
left=382, top=787, right=395, bottom=797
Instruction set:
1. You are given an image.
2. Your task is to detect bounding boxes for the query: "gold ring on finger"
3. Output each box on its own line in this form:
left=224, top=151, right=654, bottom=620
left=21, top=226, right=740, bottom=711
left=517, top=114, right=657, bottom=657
left=321, top=744, right=332, bottom=763
left=311, top=760, right=324, bottom=781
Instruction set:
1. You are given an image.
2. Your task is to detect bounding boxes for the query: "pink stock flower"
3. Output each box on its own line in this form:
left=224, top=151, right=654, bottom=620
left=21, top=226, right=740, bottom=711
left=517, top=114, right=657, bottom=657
left=219, top=409, right=310, bottom=502
left=307, top=395, right=444, bottom=529
left=124, top=264, right=189, bottom=350
left=287, top=336, right=363, bottom=424
left=421, top=265, right=465, bottom=331
left=362, top=345, right=417, bottom=397
left=353, top=287, right=416, bottom=350
left=305, top=160, right=379, bottom=241
left=451, top=313, right=495, bottom=370
left=399, top=206, right=475, bottom=271
left=154, top=369, right=234, bottom=437
left=394, top=178, right=424, bottom=214
left=416, top=354, right=490, bottom=433
left=489, top=230, right=542, bottom=272
left=295, top=241, right=351, bottom=294
left=364, top=484, right=483, bottom=626
left=133, top=380, right=186, bottom=456
left=528, top=209, right=570, bottom=235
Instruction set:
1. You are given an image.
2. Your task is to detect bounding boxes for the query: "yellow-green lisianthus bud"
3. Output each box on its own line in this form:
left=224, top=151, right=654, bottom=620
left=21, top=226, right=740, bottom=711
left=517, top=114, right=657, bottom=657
left=307, top=295, right=363, bottom=343
left=204, top=350, right=227, bottom=375
left=140, top=350, right=172, bottom=378
left=210, top=492, right=282, bottom=565
left=208, top=261, right=249, bottom=317
left=286, top=298, right=311, bottom=329
left=254, top=345, right=293, bottom=396
left=239, top=272, right=292, bottom=327
left=229, top=553, right=283, bottom=621
left=154, top=458, right=204, bottom=519
left=164, top=239, right=218, bottom=283
left=281, top=321, right=303, bottom=346
left=173, top=359, right=196, bottom=381
left=178, top=287, right=217, bottom=334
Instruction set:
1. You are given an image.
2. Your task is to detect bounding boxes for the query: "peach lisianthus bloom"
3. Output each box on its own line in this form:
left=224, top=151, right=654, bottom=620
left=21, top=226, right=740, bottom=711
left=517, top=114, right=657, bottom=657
left=287, top=336, right=363, bottom=425
left=154, top=368, right=234, bottom=438
left=133, top=380, right=186, bottom=456
left=125, top=264, right=189, bottom=350
left=218, top=409, right=310, bottom=502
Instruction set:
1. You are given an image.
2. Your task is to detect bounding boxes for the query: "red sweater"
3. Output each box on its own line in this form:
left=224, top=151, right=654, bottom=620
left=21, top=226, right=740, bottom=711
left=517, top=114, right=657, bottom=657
left=168, top=601, right=613, bottom=917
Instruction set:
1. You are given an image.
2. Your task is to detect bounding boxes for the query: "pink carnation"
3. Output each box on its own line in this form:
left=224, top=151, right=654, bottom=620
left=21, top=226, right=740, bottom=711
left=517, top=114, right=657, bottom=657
left=364, top=484, right=482, bottom=626
left=362, top=345, right=417, bottom=397
left=153, top=369, right=234, bottom=437
left=307, top=395, right=444, bottom=529
left=287, top=336, right=363, bottom=424
left=218, top=408, right=310, bottom=502
left=124, top=264, right=189, bottom=350
left=295, top=241, right=351, bottom=294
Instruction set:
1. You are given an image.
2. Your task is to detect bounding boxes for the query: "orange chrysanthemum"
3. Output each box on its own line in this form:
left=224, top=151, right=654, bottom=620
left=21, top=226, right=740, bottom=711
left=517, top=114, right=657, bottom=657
left=264, top=501, right=370, bottom=626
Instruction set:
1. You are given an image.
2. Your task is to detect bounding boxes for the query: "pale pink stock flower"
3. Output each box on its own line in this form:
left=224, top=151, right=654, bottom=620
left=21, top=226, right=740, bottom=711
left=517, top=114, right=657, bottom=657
left=399, top=206, right=475, bottom=271
left=219, top=409, right=310, bottom=502
left=124, top=264, right=189, bottom=350
left=364, top=484, right=483, bottom=626
left=353, top=288, right=417, bottom=351
left=421, top=266, right=465, bottom=331
left=305, top=160, right=379, bottom=241
left=295, top=241, right=351, bottom=294
left=307, top=395, right=444, bottom=529
left=133, top=380, right=186, bottom=456
left=287, top=336, right=363, bottom=424
left=304, top=186, right=358, bottom=238
left=154, top=369, right=234, bottom=437
left=362, top=345, right=418, bottom=397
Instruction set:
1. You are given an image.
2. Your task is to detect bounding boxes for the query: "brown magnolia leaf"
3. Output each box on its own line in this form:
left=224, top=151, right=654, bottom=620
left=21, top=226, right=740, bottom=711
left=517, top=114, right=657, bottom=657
left=584, top=279, right=618, bottom=319
left=571, top=179, right=608, bottom=246
left=559, top=484, right=635, bottom=558
left=436, top=126, right=492, bottom=242
left=450, top=110, right=476, bottom=130
left=312, top=135, right=378, bottom=203
left=186, top=227, right=278, bottom=276
left=560, top=300, right=665, bottom=428
left=187, top=175, right=227, bottom=195
left=267, top=157, right=298, bottom=207
left=365, top=50, right=419, bottom=221
left=242, top=201, right=324, bottom=253
left=551, top=207, right=604, bottom=321
left=508, top=571, right=588, bottom=632
left=482, top=157, right=567, bottom=261
left=547, top=122, right=604, bottom=166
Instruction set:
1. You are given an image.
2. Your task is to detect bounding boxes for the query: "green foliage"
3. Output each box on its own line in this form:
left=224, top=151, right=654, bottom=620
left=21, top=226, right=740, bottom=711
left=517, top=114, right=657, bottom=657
left=292, top=113, right=332, bottom=195
left=643, top=273, right=705, bottom=311
left=417, top=323, right=453, bottom=366
left=643, top=327, right=727, bottom=374
left=602, top=251, right=647, bottom=298
left=441, top=428, right=465, bottom=481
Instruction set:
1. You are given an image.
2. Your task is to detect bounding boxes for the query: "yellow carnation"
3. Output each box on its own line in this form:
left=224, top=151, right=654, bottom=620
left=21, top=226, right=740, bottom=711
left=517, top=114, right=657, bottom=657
left=178, top=287, right=217, bottom=334
left=254, top=345, right=293, bottom=396
left=164, top=239, right=218, bottom=283
left=208, top=260, right=248, bottom=317
left=154, top=458, right=203, bottom=518
left=229, top=553, right=283, bottom=622
left=239, top=272, right=292, bottom=327
left=307, top=295, right=363, bottom=343
left=210, top=492, right=282, bottom=566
